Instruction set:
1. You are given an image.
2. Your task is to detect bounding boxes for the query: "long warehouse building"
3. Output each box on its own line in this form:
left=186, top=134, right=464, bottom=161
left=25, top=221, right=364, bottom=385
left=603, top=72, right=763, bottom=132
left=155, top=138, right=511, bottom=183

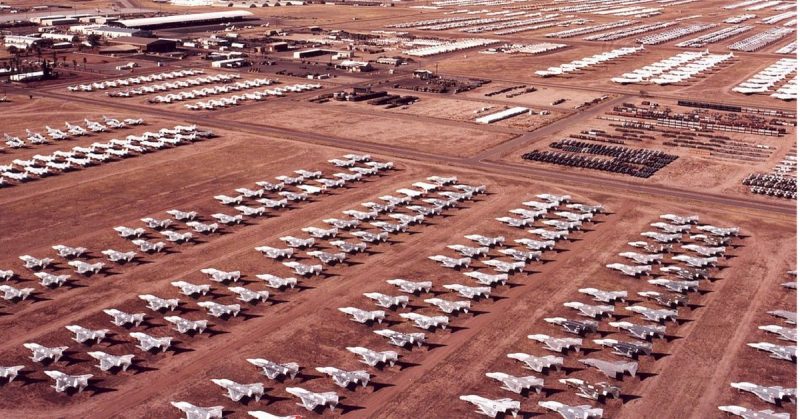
left=112, top=10, right=254, bottom=30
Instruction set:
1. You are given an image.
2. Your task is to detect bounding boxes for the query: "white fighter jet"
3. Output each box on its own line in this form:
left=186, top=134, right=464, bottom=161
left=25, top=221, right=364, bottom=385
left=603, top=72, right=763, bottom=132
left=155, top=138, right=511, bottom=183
left=460, top=395, right=520, bottom=418
left=400, top=312, right=449, bottom=330
left=229, top=287, right=270, bottom=304
left=316, top=367, right=370, bottom=388
left=507, top=353, right=563, bottom=372
left=444, top=284, right=491, bottom=299
left=171, top=281, right=210, bottom=297
left=717, top=406, right=789, bottom=419
left=339, top=307, right=385, bottom=324
left=538, top=401, right=603, bottom=419
left=429, top=255, right=471, bottom=269
left=283, top=261, right=323, bottom=276
left=486, top=372, right=543, bottom=394
left=197, top=301, right=240, bottom=318
left=164, top=316, right=208, bottom=335
left=170, top=401, right=223, bottom=419
left=130, top=332, right=171, bottom=352
left=247, top=358, right=300, bottom=380
left=255, top=246, right=294, bottom=259
left=256, top=274, right=298, bottom=289
left=347, top=346, right=398, bottom=367
left=200, top=268, right=241, bottom=283
left=286, top=387, right=339, bottom=412
left=87, top=351, right=134, bottom=372
left=45, top=371, right=92, bottom=393
left=65, top=325, right=109, bottom=344
left=578, top=288, right=627, bottom=303
left=464, top=271, right=508, bottom=286
left=52, top=245, right=88, bottom=258
left=69, top=260, right=105, bottom=275
left=424, top=298, right=471, bottom=314
left=104, top=309, right=145, bottom=327
left=211, top=378, right=265, bottom=402
left=374, top=329, right=426, bottom=348
left=24, top=343, right=68, bottom=363
left=528, top=334, right=582, bottom=353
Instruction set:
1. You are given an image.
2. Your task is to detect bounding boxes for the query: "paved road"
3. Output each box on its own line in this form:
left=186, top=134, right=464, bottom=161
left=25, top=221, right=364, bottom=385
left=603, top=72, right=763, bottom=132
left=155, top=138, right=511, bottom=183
left=18, top=85, right=795, bottom=216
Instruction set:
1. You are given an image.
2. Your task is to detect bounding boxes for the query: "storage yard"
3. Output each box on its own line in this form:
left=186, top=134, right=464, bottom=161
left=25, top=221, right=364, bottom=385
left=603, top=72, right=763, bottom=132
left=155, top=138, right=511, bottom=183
left=0, top=0, right=796, bottom=418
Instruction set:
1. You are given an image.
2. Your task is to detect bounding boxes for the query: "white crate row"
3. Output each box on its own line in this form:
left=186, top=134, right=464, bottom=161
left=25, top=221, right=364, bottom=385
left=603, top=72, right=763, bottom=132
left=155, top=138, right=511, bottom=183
left=584, top=21, right=677, bottom=42
left=404, top=38, right=499, bottom=57
left=535, top=45, right=644, bottom=78
left=462, top=13, right=560, bottom=34
left=675, top=25, right=753, bottom=48
left=637, top=23, right=717, bottom=45
left=66, top=69, right=204, bottom=92
left=611, top=50, right=733, bottom=85
left=776, top=41, right=797, bottom=54
left=545, top=19, right=637, bottom=38
left=771, top=77, right=796, bottom=101
left=107, top=74, right=241, bottom=98
left=724, top=14, right=756, bottom=23
left=762, top=11, right=797, bottom=24
left=184, top=84, right=321, bottom=111
left=149, top=78, right=275, bottom=104
left=728, top=27, right=796, bottom=52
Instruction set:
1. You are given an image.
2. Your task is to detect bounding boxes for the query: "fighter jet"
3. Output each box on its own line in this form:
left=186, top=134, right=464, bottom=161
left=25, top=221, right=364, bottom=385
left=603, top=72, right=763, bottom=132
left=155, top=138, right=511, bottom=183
left=302, top=226, right=338, bottom=239
left=24, top=343, right=68, bottom=363
left=528, top=228, right=569, bottom=241
left=538, top=401, right=603, bottom=419
left=0, top=365, right=24, bottom=383
left=689, top=234, right=730, bottom=247
left=559, top=378, right=621, bottom=401
left=257, top=198, right=288, bottom=209
left=52, top=245, right=88, bottom=258
left=0, top=284, right=34, bottom=301
left=18, top=255, right=54, bottom=270
left=343, top=209, right=379, bottom=221
left=717, top=405, right=790, bottom=419
left=580, top=358, right=638, bottom=379
left=459, top=395, right=520, bottom=418
left=286, top=387, right=338, bottom=412
left=730, top=382, right=796, bottom=405
left=747, top=342, right=797, bottom=362
left=351, top=230, right=388, bottom=243
left=486, top=372, right=543, bottom=394
left=509, top=208, right=547, bottom=220
left=371, top=221, right=407, bottom=234
left=247, top=358, right=299, bottom=380
left=565, top=203, right=603, bottom=213
left=44, top=371, right=92, bottom=393
left=280, top=236, right=315, bottom=248
left=364, top=292, right=409, bottom=309
left=697, top=225, right=739, bottom=237
left=428, top=175, right=458, bottom=185
left=315, top=367, right=370, bottom=388
left=578, top=288, right=627, bottom=303
left=424, top=298, right=471, bottom=314
left=528, top=334, right=582, bottom=353
left=87, top=351, right=134, bottom=372
left=212, top=213, right=243, bottom=225
left=400, top=312, right=449, bottom=330
left=307, top=250, right=346, bottom=265
left=594, top=338, right=652, bottom=359
left=564, top=302, right=614, bottom=319
left=387, top=279, right=432, bottom=294
left=542, top=219, right=582, bottom=231
left=256, top=274, right=298, bottom=289
left=65, top=325, right=109, bottom=344
left=161, top=230, right=193, bottom=243
left=514, top=238, right=556, bottom=251
left=507, top=353, right=563, bottom=372
left=672, top=254, right=717, bottom=268
left=660, top=265, right=708, bottom=280
left=255, top=181, right=285, bottom=192
left=347, top=346, right=398, bottom=367
left=229, top=287, right=270, bottom=304
left=768, top=310, right=797, bottom=325
left=104, top=309, right=145, bottom=327
left=201, top=268, right=241, bottom=283
left=374, top=329, right=426, bottom=348
left=406, top=205, right=442, bottom=217
left=648, top=278, right=700, bottom=294
left=498, top=248, right=541, bottom=262
left=609, top=321, right=666, bottom=341
left=496, top=216, right=534, bottom=228
left=641, top=231, right=682, bottom=243
left=34, top=272, right=70, bottom=288
left=139, top=294, right=180, bottom=312
left=339, top=307, right=385, bottom=324
left=544, top=317, right=599, bottom=336
left=444, top=284, right=491, bottom=299
left=464, top=234, right=505, bottom=247
left=283, top=261, right=323, bottom=276
left=170, top=401, right=223, bottom=419
left=682, top=244, right=725, bottom=257
left=637, top=291, right=689, bottom=308
left=650, top=222, right=691, bottom=234
left=130, top=332, right=171, bottom=352
left=164, top=316, right=208, bottom=334
left=113, top=226, right=146, bottom=239
left=628, top=241, right=673, bottom=254
left=660, top=214, right=699, bottom=225
left=235, top=205, right=267, bottom=217
left=464, top=271, right=508, bottom=286
left=482, top=259, right=525, bottom=273
left=45, top=126, right=68, bottom=140
left=619, top=252, right=663, bottom=265
left=197, top=301, right=240, bottom=318
left=167, top=209, right=198, bottom=221
left=606, top=263, right=651, bottom=277
left=0, top=269, right=14, bottom=281
left=212, top=378, right=265, bottom=402
left=133, top=239, right=167, bottom=253
left=171, top=281, right=210, bottom=297
left=65, top=122, right=88, bottom=136
left=625, top=306, right=678, bottom=323
left=330, top=240, right=367, bottom=254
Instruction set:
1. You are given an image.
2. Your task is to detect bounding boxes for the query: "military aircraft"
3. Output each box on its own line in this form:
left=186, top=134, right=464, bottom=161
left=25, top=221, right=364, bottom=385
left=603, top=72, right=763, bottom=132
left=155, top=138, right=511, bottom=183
left=170, top=401, right=224, bottom=419
left=747, top=342, right=797, bottom=362
left=338, top=307, right=385, bottom=324
left=559, top=378, right=621, bottom=401
left=44, top=371, right=92, bottom=393
left=625, top=306, right=678, bottom=323
left=528, top=334, right=582, bottom=353
left=212, top=378, right=265, bottom=402
left=374, top=329, right=426, bottom=348
left=730, top=382, right=796, bottom=405
left=459, top=395, right=520, bottom=418
left=346, top=346, right=398, bottom=367
left=609, top=321, right=666, bottom=341
left=563, top=302, right=614, bottom=319
left=579, top=358, right=638, bottom=379
left=424, top=298, right=471, bottom=314
left=594, top=339, right=652, bottom=359
left=579, top=288, right=627, bottom=303
left=538, top=401, right=603, bottom=419
left=544, top=317, right=599, bottom=336
left=486, top=372, right=543, bottom=394
left=315, top=367, right=370, bottom=388
left=507, top=353, right=563, bottom=372
left=87, top=351, right=134, bottom=372
left=717, top=405, right=790, bottom=419
left=286, top=387, right=339, bottom=412
left=247, top=358, right=299, bottom=380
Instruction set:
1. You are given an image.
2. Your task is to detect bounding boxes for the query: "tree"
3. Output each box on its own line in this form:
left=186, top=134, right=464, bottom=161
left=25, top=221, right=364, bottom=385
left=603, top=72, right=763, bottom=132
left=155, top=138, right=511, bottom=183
left=87, top=34, right=102, bottom=47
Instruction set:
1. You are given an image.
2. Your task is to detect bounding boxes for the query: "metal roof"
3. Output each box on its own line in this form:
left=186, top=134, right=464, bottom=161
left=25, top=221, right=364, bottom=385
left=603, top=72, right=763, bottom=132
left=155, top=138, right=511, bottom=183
left=116, top=11, right=253, bottom=28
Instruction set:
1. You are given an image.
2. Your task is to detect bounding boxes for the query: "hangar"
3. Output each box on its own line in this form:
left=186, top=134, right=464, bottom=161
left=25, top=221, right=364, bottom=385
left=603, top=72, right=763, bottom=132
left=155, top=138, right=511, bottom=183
left=112, top=11, right=254, bottom=30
